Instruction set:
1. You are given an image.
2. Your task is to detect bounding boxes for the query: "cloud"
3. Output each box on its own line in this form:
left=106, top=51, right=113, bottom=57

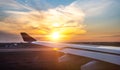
left=0, top=0, right=35, bottom=11
left=71, top=0, right=113, bottom=16
left=0, top=0, right=116, bottom=41
left=0, top=0, right=86, bottom=36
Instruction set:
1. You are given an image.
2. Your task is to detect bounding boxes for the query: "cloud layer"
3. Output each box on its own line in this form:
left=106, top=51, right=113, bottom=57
left=0, top=0, right=86, bottom=36
left=0, top=0, right=119, bottom=42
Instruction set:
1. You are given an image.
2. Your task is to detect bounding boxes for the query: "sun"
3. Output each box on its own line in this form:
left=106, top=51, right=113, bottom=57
left=51, top=32, right=60, bottom=40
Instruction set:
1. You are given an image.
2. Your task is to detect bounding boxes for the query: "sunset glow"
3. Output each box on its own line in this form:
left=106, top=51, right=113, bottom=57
left=51, top=32, right=60, bottom=40
left=0, top=0, right=120, bottom=42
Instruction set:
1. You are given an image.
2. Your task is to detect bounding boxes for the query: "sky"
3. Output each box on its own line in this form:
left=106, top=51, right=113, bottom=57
left=0, top=0, right=120, bottom=42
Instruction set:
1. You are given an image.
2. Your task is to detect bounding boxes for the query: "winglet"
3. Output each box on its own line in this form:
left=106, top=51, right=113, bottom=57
left=20, top=32, right=36, bottom=42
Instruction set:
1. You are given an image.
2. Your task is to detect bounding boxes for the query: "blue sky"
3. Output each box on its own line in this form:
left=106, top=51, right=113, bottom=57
left=0, top=0, right=120, bottom=42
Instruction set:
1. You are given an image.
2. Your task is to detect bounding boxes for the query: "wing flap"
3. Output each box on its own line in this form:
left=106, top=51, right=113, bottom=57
left=60, top=48, right=120, bottom=65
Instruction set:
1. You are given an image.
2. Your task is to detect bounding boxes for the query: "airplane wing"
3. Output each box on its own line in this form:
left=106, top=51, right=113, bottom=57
left=21, top=32, right=120, bottom=69
left=32, top=42, right=120, bottom=65
left=21, top=33, right=120, bottom=70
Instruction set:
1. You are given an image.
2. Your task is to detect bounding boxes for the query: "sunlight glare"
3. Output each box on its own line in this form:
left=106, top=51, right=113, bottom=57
left=53, top=48, right=59, bottom=51
left=51, top=32, right=60, bottom=39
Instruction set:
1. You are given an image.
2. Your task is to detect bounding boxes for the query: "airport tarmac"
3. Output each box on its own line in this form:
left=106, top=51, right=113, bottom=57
left=0, top=48, right=63, bottom=70
left=0, top=44, right=80, bottom=70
